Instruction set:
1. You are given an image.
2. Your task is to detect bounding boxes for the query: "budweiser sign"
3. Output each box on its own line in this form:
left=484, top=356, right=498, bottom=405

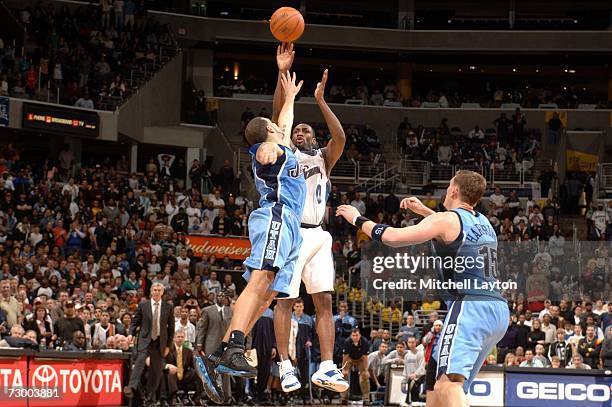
left=186, top=235, right=252, bottom=260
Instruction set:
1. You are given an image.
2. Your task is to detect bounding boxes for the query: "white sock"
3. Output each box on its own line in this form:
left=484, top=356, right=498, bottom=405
left=319, top=359, right=336, bottom=372
left=280, top=359, right=293, bottom=373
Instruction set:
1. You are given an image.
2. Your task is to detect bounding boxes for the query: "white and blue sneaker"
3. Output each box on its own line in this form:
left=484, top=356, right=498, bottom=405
left=279, top=360, right=302, bottom=393
left=311, top=364, right=349, bottom=392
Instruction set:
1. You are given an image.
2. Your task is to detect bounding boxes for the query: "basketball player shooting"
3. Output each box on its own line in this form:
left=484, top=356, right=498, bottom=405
left=265, top=43, right=349, bottom=394
left=195, top=69, right=307, bottom=403
left=336, top=171, right=509, bottom=407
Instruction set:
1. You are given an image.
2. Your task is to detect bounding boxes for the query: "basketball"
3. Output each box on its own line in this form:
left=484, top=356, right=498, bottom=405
left=270, top=7, right=305, bottom=43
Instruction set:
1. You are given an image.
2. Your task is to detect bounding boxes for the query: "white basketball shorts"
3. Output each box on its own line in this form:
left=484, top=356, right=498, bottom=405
left=286, top=226, right=335, bottom=299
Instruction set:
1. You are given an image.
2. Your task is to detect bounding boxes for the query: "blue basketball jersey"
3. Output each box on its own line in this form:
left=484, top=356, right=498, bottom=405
left=432, top=208, right=505, bottom=301
left=250, top=143, right=306, bottom=218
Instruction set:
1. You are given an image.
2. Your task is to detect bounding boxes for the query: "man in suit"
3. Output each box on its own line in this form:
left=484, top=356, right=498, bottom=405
left=124, top=282, right=175, bottom=402
left=164, top=329, right=200, bottom=404
left=196, top=291, right=232, bottom=397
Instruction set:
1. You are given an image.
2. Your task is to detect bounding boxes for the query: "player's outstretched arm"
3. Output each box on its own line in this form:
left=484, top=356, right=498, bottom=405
left=272, top=43, right=294, bottom=124
left=315, top=69, right=346, bottom=173
left=255, top=142, right=284, bottom=165
left=278, top=71, right=303, bottom=146
left=336, top=204, right=458, bottom=247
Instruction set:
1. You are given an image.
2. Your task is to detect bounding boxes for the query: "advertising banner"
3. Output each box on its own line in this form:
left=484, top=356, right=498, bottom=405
left=0, top=97, right=8, bottom=127
left=22, top=103, right=99, bottom=137
left=186, top=235, right=251, bottom=260
left=468, top=369, right=505, bottom=407
left=28, top=358, right=124, bottom=406
left=0, top=356, right=29, bottom=407
left=505, top=371, right=611, bottom=407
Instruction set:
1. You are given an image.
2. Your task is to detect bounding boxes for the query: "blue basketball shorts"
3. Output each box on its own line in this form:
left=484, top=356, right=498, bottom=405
left=243, top=203, right=302, bottom=298
left=433, top=298, right=510, bottom=393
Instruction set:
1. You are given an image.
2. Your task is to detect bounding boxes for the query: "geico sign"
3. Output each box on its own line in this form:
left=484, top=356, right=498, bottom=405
left=31, top=364, right=121, bottom=394
left=517, top=382, right=611, bottom=401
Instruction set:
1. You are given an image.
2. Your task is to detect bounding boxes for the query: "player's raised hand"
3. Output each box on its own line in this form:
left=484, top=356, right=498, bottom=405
left=401, top=196, right=429, bottom=215
left=336, top=204, right=360, bottom=225
left=314, top=68, right=328, bottom=102
left=256, top=142, right=280, bottom=165
left=276, top=42, right=294, bottom=72
left=280, top=70, right=303, bottom=99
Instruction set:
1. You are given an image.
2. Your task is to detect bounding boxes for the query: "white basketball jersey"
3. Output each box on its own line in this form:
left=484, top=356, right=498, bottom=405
left=295, top=149, right=330, bottom=225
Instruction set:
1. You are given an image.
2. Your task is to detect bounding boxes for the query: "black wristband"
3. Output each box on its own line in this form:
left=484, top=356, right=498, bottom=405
left=355, top=216, right=370, bottom=229
left=371, top=224, right=390, bottom=242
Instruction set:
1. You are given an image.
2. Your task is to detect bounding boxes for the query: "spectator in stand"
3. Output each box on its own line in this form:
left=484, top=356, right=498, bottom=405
left=504, top=353, right=518, bottom=367
left=578, top=325, right=602, bottom=369
left=566, top=354, right=591, bottom=370
left=540, top=314, right=557, bottom=345
left=489, top=187, right=506, bottom=216
left=548, top=330, right=571, bottom=367
left=175, top=306, right=196, bottom=345
left=334, top=301, right=357, bottom=364
left=350, top=192, right=366, bottom=216
left=382, top=341, right=407, bottom=371
left=218, top=160, right=235, bottom=196
left=467, top=125, right=485, bottom=143
left=533, top=344, right=550, bottom=367
left=519, top=349, right=543, bottom=367
left=0, top=279, right=19, bottom=327
left=397, top=314, right=421, bottom=343
left=54, top=300, right=85, bottom=344
left=547, top=112, right=564, bottom=145
left=92, top=309, right=115, bottom=349
left=63, top=330, right=87, bottom=351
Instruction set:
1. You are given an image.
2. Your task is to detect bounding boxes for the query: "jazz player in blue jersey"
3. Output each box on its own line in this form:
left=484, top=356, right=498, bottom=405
left=195, top=69, right=306, bottom=403
left=336, top=170, right=509, bottom=407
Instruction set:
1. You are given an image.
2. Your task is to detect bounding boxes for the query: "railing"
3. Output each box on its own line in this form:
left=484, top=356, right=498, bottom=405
left=330, top=160, right=359, bottom=181
left=46, top=80, right=60, bottom=104
left=354, top=163, right=395, bottom=193
left=599, top=163, right=612, bottom=191
left=431, top=162, right=544, bottom=187
left=430, top=163, right=454, bottom=184
left=399, top=159, right=429, bottom=186
left=333, top=157, right=549, bottom=190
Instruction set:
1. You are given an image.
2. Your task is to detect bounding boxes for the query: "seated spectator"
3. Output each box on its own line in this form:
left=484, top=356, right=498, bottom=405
left=504, top=352, right=518, bottom=366
left=64, top=330, right=87, bottom=351
left=164, top=329, right=200, bottom=405
left=401, top=336, right=425, bottom=407
left=533, top=344, right=550, bottom=367
left=382, top=341, right=407, bottom=369
left=519, top=349, right=544, bottom=367
left=367, top=341, right=388, bottom=391
left=566, top=354, right=592, bottom=370
left=0, top=325, right=27, bottom=347
left=601, top=326, right=612, bottom=369
left=75, top=90, right=95, bottom=109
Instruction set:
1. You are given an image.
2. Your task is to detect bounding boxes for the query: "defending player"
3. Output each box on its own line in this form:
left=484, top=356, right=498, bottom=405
left=266, top=43, right=349, bottom=393
left=336, top=170, right=509, bottom=407
left=195, top=69, right=306, bottom=403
